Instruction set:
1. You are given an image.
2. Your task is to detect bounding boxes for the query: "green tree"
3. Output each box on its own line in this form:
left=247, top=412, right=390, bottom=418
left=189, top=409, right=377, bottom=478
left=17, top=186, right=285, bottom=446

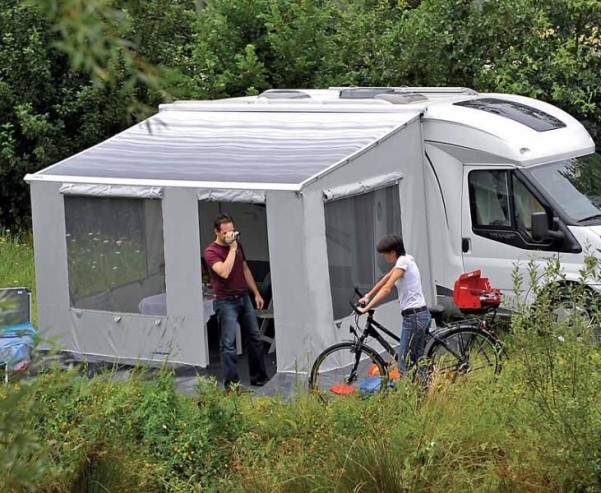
left=0, top=0, right=197, bottom=231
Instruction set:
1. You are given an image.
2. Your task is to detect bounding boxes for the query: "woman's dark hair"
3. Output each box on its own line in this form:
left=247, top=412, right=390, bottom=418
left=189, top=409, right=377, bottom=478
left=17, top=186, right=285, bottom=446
left=214, top=213, right=234, bottom=231
left=376, top=234, right=405, bottom=257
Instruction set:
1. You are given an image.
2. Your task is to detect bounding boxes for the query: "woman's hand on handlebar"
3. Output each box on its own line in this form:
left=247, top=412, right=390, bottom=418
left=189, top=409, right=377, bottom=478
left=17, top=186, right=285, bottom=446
left=351, top=288, right=371, bottom=315
left=354, top=301, right=369, bottom=315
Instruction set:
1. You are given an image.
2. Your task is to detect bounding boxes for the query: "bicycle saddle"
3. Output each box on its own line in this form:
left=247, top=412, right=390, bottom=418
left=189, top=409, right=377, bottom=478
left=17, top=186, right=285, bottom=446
left=428, top=305, right=446, bottom=317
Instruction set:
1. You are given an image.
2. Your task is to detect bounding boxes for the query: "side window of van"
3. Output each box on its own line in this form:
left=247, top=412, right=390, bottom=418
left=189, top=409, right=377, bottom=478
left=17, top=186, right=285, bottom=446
left=468, top=169, right=580, bottom=253
left=468, top=170, right=512, bottom=228
left=512, top=175, right=546, bottom=240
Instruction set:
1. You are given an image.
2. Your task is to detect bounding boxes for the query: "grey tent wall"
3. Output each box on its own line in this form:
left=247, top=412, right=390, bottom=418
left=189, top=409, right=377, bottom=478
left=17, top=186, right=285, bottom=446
left=302, top=118, right=432, bottom=345
left=31, top=182, right=208, bottom=366
left=265, top=190, right=335, bottom=373
left=304, top=117, right=434, bottom=304
left=162, top=187, right=207, bottom=366
left=31, top=181, right=71, bottom=349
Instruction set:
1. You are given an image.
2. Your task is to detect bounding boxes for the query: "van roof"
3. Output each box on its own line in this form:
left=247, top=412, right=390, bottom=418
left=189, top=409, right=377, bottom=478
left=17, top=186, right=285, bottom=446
left=160, top=87, right=595, bottom=167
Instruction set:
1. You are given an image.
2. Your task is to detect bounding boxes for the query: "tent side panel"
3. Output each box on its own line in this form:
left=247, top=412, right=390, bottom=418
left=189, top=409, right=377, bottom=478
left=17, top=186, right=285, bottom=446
left=300, top=189, right=340, bottom=363
left=60, top=310, right=206, bottom=366
left=162, top=187, right=207, bottom=366
left=266, top=191, right=329, bottom=373
left=31, top=182, right=208, bottom=366
left=31, top=181, right=73, bottom=349
left=304, top=119, right=435, bottom=305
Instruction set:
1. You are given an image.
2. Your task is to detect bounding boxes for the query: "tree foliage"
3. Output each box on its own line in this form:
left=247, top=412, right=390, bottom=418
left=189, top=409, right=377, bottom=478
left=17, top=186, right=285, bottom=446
left=1, top=0, right=600, bottom=231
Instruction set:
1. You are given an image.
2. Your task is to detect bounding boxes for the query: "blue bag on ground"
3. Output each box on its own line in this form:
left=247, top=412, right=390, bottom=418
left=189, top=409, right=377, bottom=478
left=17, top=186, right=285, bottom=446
left=0, top=323, right=36, bottom=373
left=0, top=288, right=37, bottom=375
left=359, top=375, right=396, bottom=395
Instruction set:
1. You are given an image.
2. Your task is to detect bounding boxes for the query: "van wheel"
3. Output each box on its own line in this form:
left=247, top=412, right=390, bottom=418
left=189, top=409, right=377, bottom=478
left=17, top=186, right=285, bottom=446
left=546, top=287, right=600, bottom=341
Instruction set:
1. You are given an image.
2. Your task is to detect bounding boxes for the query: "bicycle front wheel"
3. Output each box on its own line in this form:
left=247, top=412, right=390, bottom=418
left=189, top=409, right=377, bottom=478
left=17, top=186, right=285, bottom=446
left=426, top=328, right=501, bottom=382
left=309, top=342, right=387, bottom=399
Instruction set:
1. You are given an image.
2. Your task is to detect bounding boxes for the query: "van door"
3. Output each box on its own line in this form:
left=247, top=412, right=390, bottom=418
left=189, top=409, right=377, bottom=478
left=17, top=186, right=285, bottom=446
left=461, top=166, right=566, bottom=304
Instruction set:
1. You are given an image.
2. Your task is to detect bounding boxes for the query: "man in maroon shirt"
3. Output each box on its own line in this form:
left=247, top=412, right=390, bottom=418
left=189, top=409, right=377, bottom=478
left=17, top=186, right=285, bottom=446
left=204, top=213, right=269, bottom=390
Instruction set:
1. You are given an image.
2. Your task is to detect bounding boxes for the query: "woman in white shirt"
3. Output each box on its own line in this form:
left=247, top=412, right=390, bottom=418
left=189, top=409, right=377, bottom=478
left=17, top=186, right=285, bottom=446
left=358, top=234, right=432, bottom=375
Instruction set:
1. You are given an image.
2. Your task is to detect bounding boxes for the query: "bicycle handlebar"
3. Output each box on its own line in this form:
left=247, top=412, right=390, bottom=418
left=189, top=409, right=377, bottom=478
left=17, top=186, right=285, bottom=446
left=349, top=286, right=373, bottom=315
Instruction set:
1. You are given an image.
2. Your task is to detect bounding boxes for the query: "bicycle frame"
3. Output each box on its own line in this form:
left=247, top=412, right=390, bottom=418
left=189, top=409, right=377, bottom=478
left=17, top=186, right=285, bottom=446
left=352, top=312, right=399, bottom=362
left=351, top=309, right=493, bottom=376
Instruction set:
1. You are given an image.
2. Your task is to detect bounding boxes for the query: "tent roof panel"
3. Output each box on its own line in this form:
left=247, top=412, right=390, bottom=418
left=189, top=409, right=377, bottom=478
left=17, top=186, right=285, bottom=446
left=36, top=110, right=420, bottom=186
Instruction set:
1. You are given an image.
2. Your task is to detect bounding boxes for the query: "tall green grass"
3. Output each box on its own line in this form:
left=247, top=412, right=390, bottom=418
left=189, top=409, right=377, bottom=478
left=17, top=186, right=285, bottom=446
left=2, top=347, right=598, bottom=493
left=0, top=231, right=36, bottom=325
left=0, top=234, right=599, bottom=492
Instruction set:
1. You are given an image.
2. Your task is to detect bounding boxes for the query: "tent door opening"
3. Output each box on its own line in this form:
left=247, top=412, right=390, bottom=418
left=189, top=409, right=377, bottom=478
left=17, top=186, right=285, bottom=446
left=198, top=201, right=274, bottom=364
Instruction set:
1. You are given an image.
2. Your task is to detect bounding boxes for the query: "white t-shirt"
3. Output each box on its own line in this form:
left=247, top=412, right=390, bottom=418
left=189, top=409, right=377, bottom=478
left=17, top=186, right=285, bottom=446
left=393, top=254, right=426, bottom=311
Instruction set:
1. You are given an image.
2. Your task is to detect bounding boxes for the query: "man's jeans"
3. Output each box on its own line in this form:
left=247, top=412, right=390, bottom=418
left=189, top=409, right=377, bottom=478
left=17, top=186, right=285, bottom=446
left=214, top=294, right=268, bottom=388
left=398, top=309, right=432, bottom=375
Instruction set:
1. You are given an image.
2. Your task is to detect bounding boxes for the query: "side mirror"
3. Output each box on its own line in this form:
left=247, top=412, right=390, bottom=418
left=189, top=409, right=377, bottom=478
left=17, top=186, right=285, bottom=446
left=531, top=211, right=565, bottom=242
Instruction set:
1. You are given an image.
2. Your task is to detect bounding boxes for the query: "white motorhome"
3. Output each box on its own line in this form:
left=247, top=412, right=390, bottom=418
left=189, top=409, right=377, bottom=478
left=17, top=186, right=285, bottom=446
left=225, top=86, right=601, bottom=309
left=26, top=85, right=600, bottom=372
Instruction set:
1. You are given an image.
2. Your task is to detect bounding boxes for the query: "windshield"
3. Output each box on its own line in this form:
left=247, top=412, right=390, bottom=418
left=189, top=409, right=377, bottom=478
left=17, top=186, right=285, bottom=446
left=527, top=153, right=601, bottom=223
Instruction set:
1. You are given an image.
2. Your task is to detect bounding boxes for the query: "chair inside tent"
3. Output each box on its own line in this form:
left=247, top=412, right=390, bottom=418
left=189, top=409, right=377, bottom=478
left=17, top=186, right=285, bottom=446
left=0, top=287, right=37, bottom=381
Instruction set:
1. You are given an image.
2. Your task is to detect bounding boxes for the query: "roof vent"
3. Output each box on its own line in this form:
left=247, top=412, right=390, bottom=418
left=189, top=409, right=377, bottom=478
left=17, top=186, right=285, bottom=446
left=258, top=89, right=311, bottom=99
left=339, top=87, right=428, bottom=103
left=339, top=87, right=396, bottom=99
left=375, top=93, right=428, bottom=104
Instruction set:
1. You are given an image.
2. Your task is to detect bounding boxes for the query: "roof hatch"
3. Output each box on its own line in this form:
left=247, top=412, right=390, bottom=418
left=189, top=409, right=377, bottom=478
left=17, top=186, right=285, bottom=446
left=454, top=98, right=566, bottom=132
left=258, top=89, right=311, bottom=99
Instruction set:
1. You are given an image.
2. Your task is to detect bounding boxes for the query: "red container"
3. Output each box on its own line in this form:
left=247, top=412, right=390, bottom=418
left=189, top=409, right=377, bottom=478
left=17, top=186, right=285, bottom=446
left=453, top=270, right=501, bottom=311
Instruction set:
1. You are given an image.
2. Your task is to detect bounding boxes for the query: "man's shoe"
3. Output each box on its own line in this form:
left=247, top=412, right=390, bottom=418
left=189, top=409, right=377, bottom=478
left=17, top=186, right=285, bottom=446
left=250, top=377, right=269, bottom=387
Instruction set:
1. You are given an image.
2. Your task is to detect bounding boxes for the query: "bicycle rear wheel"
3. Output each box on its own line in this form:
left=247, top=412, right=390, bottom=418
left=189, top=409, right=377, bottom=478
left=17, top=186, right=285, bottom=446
left=426, top=328, right=501, bottom=383
left=309, top=342, right=387, bottom=399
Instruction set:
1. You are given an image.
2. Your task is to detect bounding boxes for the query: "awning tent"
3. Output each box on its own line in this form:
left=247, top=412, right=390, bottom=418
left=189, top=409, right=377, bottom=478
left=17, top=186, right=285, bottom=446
left=27, top=103, right=433, bottom=373
left=40, top=110, right=408, bottom=184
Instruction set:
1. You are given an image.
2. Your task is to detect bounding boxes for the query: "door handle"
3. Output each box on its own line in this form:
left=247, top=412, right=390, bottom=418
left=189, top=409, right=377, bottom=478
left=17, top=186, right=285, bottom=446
left=462, top=238, right=471, bottom=253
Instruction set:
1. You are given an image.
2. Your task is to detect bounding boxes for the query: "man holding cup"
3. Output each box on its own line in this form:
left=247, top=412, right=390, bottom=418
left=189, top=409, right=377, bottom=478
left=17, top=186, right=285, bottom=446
left=204, top=213, right=269, bottom=391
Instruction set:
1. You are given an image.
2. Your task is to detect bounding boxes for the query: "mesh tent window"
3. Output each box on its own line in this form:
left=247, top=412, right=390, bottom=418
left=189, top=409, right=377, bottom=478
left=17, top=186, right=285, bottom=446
left=64, top=196, right=165, bottom=314
left=324, top=185, right=402, bottom=319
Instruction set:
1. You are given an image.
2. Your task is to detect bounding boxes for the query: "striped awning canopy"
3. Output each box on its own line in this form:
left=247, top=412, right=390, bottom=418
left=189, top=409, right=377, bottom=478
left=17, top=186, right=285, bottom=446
left=39, top=108, right=419, bottom=186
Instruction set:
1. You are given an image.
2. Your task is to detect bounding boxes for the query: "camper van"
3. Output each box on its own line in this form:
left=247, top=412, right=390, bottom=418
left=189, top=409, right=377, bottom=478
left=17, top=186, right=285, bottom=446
left=217, top=87, right=601, bottom=310
left=26, top=86, right=600, bottom=371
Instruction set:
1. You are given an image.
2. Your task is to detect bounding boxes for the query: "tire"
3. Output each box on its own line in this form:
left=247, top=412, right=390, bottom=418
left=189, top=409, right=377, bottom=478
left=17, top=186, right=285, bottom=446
left=537, top=284, right=600, bottom=340
left=552, top=295, right=600, bottom=341
left=309, top=342, right=388, bottom=399
left=426, top=328, right=501, bottom=383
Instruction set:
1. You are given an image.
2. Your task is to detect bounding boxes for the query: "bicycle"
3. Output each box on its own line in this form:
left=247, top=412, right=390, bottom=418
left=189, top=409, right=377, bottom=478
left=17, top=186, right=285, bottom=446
left=308, top=287, right=503, bottom=398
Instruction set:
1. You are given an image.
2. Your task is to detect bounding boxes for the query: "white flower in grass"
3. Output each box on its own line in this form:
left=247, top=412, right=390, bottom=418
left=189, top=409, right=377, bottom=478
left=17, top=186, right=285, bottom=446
left=115, top=251, right=121, bottom=255
left=116, top=240, right=122, bottom=246
left=103, top=240, right=109, bottom=243
left=113, top=266, right=118, bottom=270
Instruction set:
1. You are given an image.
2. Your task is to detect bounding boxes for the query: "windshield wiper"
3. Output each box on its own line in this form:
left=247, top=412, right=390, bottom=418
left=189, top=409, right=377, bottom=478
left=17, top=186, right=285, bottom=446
left=579, top=213, right=601, bottom=222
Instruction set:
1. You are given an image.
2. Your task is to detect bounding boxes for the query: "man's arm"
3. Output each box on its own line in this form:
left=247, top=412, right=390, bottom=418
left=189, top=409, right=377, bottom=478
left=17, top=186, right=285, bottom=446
left=243, top=262, right=264, bottom=310
left=210, top=241, right=238, bottom=279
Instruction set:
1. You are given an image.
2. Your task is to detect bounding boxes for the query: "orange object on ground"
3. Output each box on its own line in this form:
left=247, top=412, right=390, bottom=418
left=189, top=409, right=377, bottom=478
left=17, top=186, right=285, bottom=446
left=330, top=384, right=357, bottom=395
left=368, top=363, right=400, bottom=380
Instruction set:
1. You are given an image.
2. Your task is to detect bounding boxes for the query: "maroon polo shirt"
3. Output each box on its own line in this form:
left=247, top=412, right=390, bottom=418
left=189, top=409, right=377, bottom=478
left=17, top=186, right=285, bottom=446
left=204, top=241, right=248, bottom=300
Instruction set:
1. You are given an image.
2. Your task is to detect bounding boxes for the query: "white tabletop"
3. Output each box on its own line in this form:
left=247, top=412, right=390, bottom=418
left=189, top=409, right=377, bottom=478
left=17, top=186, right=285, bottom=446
left=139, top=293, right=215, bottom=324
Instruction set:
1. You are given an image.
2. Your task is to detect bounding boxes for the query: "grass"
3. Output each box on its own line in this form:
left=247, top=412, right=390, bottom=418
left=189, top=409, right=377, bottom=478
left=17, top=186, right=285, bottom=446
left=1, top=231, right=600, bottom=492
left=0, top=230, right=36, bottom=325
left=2, top=350, right=599, bottom=492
